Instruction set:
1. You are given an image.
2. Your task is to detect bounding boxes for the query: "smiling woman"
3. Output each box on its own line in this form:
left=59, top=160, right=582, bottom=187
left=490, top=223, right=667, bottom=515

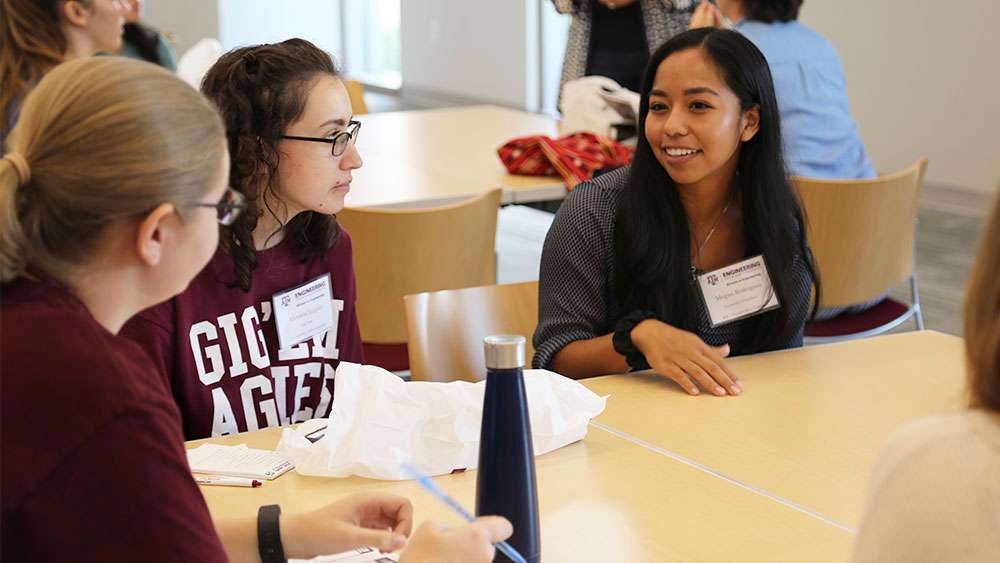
left=533, top=28, right=819, bottom=394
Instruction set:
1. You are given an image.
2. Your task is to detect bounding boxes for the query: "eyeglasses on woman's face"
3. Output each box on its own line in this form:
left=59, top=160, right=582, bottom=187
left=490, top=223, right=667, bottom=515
left=189, top=187, right=248, bottom=226
left=280, top=120, right=361, bottom=157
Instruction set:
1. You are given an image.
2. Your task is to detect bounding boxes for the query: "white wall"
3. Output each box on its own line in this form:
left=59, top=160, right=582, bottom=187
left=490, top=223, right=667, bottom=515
left=800, top=1, right=1000, bottom=195
left=141, top=0, right=1000, bottom=195
left=400, top=0, right=532, bottom=108
left=218, top=0, right=342, bottom=62
left=143, top=0, right=218, bottom=55
left=540, top=0, right=571, bottom=115
left=145, top=1, right=342, bottom=65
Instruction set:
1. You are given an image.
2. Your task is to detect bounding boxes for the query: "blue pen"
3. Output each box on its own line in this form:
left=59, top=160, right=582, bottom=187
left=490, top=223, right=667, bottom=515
left=401, top=461, right=528, bottom=563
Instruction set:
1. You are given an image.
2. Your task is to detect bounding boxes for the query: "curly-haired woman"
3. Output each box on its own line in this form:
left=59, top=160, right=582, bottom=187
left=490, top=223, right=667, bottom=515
left=122, top=39, right=366, bottom=439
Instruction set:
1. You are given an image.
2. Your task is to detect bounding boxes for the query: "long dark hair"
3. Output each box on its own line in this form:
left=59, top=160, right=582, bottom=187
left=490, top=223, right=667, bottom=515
left=200, top=38, right=342, bottom=292
left=744, top=0, right=803, bottom=23
left=122, top=22, right=166, bottom=67
left=614, top=27, right=818, bottom=353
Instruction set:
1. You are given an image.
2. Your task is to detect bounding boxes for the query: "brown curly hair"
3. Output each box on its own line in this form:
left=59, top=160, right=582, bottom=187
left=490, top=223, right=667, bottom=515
left=200, top=38, right=342, bottom=292
left=743, top=0, right=803, bottom=23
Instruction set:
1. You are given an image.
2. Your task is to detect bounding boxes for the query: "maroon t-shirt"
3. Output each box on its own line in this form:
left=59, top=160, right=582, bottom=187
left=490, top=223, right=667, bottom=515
left=122, top=227, right=364, bottom=439
left=1, top=277, right=228, bottom=561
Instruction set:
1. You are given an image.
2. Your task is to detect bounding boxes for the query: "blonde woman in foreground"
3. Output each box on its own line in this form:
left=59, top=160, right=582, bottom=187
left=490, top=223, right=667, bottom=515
left=0, top=56, right=509, bottom=563
left=852, top=192, right=1000, bottom=561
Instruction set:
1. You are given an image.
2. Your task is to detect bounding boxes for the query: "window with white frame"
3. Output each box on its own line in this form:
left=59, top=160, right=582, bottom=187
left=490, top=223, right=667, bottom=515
left=342, top=0, right=401, bottom=90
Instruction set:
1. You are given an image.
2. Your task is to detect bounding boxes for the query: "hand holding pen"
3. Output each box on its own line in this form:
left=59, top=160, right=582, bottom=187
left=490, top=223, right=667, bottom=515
left=401, top=462, right=526, bottom=563
left=399, top=517, right=514, bottom=563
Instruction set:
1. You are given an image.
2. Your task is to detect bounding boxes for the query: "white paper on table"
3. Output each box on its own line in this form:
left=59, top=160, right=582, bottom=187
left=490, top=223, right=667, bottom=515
left=276, top=363, right=608, bottom=480
left=187, top=443, right=293, bottom=480
left=291, top=546, right=397, bottom=563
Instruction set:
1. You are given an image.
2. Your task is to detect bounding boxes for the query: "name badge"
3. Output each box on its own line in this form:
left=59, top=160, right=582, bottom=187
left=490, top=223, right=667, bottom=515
left=271, top=273, right=336, bottom=351
left=696, top=255, right=780, bottom=327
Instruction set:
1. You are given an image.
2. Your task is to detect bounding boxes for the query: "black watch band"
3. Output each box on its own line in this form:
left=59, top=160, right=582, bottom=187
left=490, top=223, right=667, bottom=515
left=258, top=504, right=287, bottom=563
left=613, top=309, right=656, bottom=370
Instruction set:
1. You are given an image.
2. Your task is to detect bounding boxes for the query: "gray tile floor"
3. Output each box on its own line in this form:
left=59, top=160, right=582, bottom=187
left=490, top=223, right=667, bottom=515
left=363, top=89, right=992, bottom=338
left=885, top=206, right=987, bottom=337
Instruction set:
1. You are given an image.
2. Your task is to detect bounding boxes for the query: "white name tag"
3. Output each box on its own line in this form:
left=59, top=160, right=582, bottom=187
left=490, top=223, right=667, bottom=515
left=271, top=273, right=336, bottom=351
left=696, top=254, right=780, bottom=327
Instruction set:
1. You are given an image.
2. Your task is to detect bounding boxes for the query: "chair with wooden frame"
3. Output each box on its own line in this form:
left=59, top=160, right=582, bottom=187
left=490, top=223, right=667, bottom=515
left=404, top=281, right=539, bottom=382
left=343, top=79, right=368, bottom=115
left=336, top=188, right=502, bottom=370
left=796, top=157, right=928, bottom=343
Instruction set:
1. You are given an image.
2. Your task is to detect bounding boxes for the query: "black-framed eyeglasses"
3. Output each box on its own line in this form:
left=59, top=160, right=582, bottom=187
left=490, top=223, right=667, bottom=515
left=281, top=120, right=361, bottom=157
left=189, top=187, right=248, bottom=226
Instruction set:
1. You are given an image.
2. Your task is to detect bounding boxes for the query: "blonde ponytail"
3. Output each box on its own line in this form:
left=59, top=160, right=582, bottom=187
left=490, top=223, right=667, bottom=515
left=0, top=158, right=27, bottom=281
left=1, top=56, right=226, bottom=283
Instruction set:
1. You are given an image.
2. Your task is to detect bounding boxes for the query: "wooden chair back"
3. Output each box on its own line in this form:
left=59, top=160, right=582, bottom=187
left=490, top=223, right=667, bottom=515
left=343, top=79, right=368, bottom=115
left=404, top=281, right=539, bottom=382
left=793, top=157, right=928, bottom=307
left=337, top=188, right=502, bottom=344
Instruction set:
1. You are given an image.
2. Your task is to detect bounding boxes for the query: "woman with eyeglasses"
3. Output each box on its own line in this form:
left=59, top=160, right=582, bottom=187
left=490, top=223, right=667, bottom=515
left=1, top=54, right=512, bottom=563
left=122, top=39, right=367, bottom=440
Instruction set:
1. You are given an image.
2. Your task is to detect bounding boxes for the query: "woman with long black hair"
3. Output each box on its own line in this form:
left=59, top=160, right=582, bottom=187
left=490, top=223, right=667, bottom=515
left=117, top=0, right=177, bottom=71
left=533, top=27, right=818, bottom=395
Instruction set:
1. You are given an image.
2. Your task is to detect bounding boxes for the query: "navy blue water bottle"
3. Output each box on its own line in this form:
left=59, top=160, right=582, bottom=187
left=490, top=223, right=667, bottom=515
left=476, top=335, right=541, bottom=562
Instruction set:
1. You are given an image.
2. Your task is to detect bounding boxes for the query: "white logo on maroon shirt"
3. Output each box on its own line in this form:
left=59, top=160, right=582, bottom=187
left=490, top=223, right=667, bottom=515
left=187, top=298, right=345, bottom=436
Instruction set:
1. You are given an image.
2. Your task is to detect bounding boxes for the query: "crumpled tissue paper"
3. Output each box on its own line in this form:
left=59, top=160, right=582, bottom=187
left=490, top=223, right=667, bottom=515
left=275, top=362, right=607, bottom=480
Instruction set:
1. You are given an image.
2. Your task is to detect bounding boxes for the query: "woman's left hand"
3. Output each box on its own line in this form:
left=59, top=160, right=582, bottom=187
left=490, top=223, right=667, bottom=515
left=280, top=491, right=414, bottom=558
left=631, top=319, right=742, bottom=396
left=689, top=1, right=726, bottom=29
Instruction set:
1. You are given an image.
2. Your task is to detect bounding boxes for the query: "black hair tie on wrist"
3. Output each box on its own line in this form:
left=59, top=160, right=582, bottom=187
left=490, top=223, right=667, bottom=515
left=612, top=309, right=657, bottom=370
left=258, top=504, right=287, bottom=563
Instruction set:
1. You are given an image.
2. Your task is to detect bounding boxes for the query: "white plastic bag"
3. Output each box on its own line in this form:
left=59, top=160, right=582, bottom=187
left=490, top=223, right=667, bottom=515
left=177, top=38, right=223, bottom=89
left=276, top=363, right=607, bottom=480
left=559, top=76, right=640, bottom=138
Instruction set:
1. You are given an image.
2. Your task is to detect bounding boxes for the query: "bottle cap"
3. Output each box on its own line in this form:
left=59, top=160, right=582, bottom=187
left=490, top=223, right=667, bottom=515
left=483, top=334, right=526, bottom=370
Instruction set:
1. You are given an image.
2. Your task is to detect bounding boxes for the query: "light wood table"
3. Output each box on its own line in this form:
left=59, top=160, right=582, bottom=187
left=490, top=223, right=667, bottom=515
left=189, top=424, right=852, bottom=561
left=345, top=153, right=497, bottom=209
left=580, top=331, right=966, bottom=530
left=351, top=106, right=566, bottom=208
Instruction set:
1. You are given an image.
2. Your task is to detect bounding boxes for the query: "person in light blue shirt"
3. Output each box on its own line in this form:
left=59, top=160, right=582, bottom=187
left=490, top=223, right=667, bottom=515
left=690, top=0, right=880, bottom=317
left=692, top=0, right=876, bottom=179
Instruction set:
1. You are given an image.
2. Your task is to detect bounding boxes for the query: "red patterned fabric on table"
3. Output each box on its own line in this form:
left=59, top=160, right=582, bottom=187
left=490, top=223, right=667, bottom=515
left=498, top=132, right=634, bottom=189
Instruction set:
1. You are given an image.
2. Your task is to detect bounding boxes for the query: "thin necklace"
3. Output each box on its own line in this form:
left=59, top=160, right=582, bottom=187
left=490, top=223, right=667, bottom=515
left=690, top=188, right=736, bottom=276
